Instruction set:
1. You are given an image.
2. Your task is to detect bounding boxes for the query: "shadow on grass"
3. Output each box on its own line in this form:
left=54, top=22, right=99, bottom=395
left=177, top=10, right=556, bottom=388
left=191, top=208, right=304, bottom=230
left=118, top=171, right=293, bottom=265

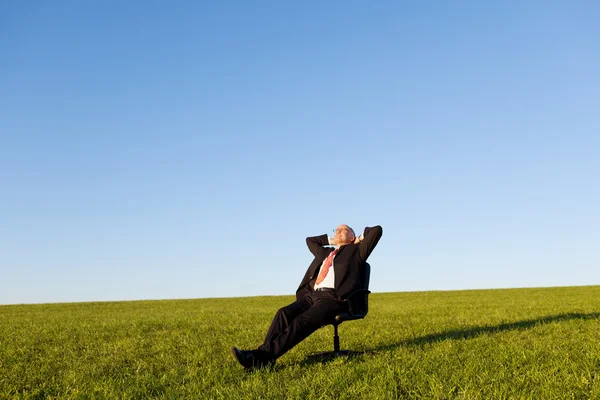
left=370, top=311, right=600, bottom=353
left=301, top=311, right=600, bottom=366
left=298, top=351, right=366, bottom=368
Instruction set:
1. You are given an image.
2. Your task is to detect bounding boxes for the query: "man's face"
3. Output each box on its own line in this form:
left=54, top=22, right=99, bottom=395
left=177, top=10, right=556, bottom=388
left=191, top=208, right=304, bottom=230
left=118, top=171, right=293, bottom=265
left=334, top=224, right=355, bottom=245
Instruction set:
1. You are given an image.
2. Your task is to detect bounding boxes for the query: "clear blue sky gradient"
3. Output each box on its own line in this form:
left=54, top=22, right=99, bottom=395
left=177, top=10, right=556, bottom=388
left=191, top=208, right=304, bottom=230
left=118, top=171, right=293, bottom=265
left=1, top=1, right=599, bottom=304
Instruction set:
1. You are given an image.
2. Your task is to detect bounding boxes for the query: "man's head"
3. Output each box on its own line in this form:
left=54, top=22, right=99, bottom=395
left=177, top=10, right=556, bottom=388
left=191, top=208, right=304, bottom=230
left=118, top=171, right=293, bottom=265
left=334, top=224, right=355, bottom=245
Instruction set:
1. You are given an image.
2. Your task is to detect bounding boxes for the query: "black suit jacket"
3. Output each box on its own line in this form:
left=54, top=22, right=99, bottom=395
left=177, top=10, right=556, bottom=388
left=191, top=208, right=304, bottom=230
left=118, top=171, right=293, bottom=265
left=295, top=225, right=383, bottom=301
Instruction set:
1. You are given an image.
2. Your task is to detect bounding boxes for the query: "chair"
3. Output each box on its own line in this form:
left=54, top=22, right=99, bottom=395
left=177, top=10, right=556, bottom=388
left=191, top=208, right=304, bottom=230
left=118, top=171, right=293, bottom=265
left=310, top=262, right=371, bottom=358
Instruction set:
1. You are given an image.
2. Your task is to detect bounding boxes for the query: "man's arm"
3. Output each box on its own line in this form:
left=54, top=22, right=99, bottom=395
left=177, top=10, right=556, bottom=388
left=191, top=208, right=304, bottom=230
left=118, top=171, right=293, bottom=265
left=306, top=234, right=330, bottom=257
left=357, top=225, right=383, bottom=262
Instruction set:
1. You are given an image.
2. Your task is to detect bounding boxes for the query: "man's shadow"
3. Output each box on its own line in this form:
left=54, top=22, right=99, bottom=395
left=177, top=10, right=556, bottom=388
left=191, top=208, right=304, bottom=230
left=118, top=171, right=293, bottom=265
left=300, top=311, right=600, bottom=366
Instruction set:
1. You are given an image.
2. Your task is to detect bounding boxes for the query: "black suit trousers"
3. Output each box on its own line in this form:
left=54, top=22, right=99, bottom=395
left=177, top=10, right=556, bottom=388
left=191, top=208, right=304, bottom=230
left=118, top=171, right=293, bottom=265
left=258, top=291, right=347, bottom=360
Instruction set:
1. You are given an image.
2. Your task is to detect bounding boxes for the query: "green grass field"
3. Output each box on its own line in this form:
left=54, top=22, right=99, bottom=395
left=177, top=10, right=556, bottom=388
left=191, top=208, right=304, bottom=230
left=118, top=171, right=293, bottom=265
left=2, top=286, right=600, bottom=399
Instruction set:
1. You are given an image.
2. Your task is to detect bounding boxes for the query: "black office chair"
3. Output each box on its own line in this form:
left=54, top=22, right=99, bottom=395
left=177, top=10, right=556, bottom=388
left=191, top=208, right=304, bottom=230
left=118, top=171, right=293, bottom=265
left=310, top=262, right=371, bottom=358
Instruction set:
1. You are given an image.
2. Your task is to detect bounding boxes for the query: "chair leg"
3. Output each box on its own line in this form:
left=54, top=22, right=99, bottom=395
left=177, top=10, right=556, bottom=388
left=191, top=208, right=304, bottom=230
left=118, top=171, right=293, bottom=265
left=305, top=323, right=364, bottom=362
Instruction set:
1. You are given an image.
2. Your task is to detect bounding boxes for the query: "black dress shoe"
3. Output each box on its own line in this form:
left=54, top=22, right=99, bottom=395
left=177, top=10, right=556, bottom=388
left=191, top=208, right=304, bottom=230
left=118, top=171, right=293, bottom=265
left=231, top=347, right=275, bottom=370
left=231, top=347, right=255, bottom=369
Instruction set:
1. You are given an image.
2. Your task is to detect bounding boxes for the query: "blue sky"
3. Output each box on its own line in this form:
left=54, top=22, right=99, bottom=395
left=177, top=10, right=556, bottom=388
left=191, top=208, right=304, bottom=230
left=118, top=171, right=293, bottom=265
left=1, top=1, right=599, bottom=304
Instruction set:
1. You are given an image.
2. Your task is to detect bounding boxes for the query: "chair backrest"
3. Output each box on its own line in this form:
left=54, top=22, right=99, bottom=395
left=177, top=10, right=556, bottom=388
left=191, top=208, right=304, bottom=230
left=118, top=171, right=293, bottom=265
left=362, top=262, right=371, bottom=290
left=345, top=262, right=371, bottom=318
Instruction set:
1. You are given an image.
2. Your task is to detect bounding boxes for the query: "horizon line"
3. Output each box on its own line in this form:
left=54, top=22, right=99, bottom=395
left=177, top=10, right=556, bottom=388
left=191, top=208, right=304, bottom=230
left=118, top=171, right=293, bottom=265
left=2, top=283, right=598, bottom=307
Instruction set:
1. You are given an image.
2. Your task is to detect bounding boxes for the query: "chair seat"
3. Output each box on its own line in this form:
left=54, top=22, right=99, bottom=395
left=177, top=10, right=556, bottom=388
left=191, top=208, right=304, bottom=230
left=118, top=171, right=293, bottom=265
left=335, top=312, right=367, bottom=323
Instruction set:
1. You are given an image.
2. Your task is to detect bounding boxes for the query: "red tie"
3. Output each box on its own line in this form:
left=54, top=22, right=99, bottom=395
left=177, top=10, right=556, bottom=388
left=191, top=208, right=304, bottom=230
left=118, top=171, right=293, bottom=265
left=315, top=248, right=338, bottom=285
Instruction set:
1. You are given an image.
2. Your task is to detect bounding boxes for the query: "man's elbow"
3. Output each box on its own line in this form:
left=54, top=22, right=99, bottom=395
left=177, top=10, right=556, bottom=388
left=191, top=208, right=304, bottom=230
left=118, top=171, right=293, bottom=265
left=306, top=237, right=316, bottom=249
left=372, top=225, right=383, bottom=237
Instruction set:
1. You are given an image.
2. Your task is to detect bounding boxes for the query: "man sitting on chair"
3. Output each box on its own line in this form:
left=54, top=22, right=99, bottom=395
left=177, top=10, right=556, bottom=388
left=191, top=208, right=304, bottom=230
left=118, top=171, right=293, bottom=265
left=232, top=224, right=383, bottom=369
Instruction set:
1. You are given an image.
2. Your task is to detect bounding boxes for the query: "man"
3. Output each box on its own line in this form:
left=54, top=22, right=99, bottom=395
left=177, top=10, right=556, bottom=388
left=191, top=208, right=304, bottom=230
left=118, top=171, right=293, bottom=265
left=232, top=224, right=383, bottom=369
